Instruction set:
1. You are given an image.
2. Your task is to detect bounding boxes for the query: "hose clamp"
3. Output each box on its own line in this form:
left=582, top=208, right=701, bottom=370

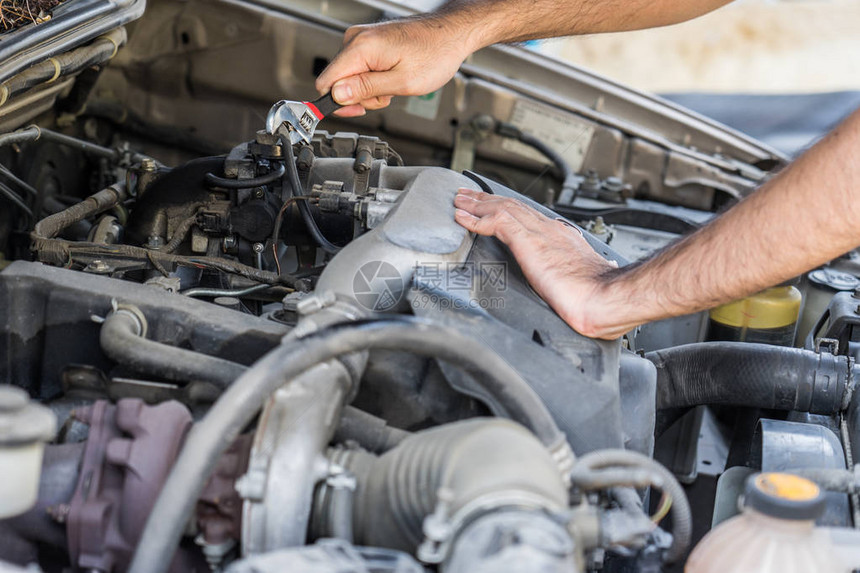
left=417, top=488, right=562, bottom=565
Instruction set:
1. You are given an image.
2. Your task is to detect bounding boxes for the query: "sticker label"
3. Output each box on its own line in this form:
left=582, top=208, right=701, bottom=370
left=404, top=90, right=442, bottom=121
left=501, top=99, right=595, bottom=172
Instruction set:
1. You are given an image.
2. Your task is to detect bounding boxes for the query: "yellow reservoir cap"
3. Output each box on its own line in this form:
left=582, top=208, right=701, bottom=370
left=755, top=473, right=820, bottom=501
left=709, top=286, right=801, bottom=329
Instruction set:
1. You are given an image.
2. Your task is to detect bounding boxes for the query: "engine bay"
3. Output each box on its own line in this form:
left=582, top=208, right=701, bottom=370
left=2, top=0, right=860, bottom=572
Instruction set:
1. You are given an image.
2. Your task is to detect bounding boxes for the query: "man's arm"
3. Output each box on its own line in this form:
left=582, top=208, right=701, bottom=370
left=454, top=108, right=860, bottom=340
left=316, top=0, right=733, bottom=115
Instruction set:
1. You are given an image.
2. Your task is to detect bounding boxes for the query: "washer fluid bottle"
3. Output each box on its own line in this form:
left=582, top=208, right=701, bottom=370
left=706, top=285, right=801, bottom=346
left=686, top=473, right=856, bottom=573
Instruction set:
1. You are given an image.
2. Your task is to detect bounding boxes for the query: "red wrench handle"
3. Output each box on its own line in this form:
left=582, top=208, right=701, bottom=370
left=304, top=93, right=340, bottom=120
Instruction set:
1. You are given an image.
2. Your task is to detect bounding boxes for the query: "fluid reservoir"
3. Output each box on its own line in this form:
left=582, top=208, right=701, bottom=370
left=686, top=473, right=850, bottom=573
left=706, top=285, right=801, bottom=346
left=0, top=386, right=56, bottom=518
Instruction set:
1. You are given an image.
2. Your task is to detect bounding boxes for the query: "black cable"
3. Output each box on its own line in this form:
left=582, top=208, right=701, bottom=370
left=0, top=163, right=38, bottom=197
left=270, top=196, right=318, bottom=275
left=0, top=179, right=31, bottom=217
left=204, top=163, right=285, bottom=189
left=128, top=316, right=566, bottom=573
left=0, top=125, right=151, bottom=164
left=494, top=120, right=576, bottom=199
left=278, top=134, right=340, bottom=254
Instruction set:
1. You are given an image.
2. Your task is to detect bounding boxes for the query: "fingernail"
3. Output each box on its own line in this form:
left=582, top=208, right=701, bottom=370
left=332, top=82, right=353, bottom=104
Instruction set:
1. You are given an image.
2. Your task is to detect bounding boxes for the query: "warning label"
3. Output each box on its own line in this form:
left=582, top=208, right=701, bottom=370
left=501, top=99, right=595, bottom=172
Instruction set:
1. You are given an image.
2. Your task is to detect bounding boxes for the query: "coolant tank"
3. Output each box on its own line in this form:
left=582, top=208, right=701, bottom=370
left=707, top=286, right=801, bottom=346
left=0, top=386, right=56, bottom=518
left=686, top=473, right=847, bottom=572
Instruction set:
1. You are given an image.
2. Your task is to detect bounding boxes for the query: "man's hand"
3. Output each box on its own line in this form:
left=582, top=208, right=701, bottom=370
left=315, top=17, right=474, bottom=117
left=454, top=188, right=626, bottom=339
left=314, top=0, right=735, bottom=116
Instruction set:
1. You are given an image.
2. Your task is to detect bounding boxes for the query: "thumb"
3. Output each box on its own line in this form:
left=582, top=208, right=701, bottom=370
left=331, top=71, right=406, bottom=106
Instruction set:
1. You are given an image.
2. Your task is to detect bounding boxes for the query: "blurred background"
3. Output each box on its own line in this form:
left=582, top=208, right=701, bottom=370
left=532, top=0, right=860, bottom=157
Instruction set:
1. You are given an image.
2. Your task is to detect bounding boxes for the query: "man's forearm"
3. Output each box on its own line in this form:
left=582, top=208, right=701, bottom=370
left=434, top=0, right=734, bottom=52
left=590, top=108, right=860, bottom=337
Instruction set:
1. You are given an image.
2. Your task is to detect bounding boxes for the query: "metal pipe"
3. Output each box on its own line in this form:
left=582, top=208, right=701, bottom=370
left=128, top=316, right=572, bottom=573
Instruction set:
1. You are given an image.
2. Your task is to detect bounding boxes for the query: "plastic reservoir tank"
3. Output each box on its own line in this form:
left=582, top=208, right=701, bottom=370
left=0, top=386, right=56, bottom=518
left=686, top=473, right=860, bottom=572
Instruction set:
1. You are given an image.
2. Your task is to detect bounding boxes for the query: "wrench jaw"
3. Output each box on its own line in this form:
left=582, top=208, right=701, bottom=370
left=265, top=100, right=317, bottom=145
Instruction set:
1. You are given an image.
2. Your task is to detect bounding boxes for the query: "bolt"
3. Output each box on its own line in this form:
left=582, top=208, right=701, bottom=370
left=472, top=114, right=496, bottom=133
left=140, top=158, right=157, bottom=172
left=253, top=188, right=265, bottom=199
left=221, top=236, right=237, bottom=251
left=86, top=259, right=110, bottom=273
left=145, top=235, right=164, bottom=250
left=252, top=242, right=265, bottom=254
left=604, top=177, right=625, bottom=193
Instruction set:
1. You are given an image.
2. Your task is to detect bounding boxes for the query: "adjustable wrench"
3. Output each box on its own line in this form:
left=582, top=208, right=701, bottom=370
left=265, top=93, right=341, bottom=145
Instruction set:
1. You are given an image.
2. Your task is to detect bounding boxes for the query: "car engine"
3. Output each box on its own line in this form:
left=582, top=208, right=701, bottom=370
left=1, top=1, right=860, bottom=572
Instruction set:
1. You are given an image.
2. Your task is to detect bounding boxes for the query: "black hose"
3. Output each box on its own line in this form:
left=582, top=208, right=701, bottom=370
left=204, top=163, right=285, bottom=189
left=495, top=120, right=575, bottom=194
left=0, top=125, right=40, bottom=148
left=128, top=317, right=569, bottom=573
left=0, top=125, right=150, bottom=164
left=99, top=307, right=245, bottom=388
left=647, top=342, right=853, bottom=413
left=1, top=29, right=126, bottom=105
left=30, top=183, right=306, bottom=290
left=279, top=135, right=340, bottom=254
left=572, top=449, right=692, bottom=563
left=0, top=163, right=38, bottom=197
left=333, top=406, right=410, bottom=453
left=0, top=179, right=31, bottom=217
left=100, top=314, right=391, bottom=450
left=33, top=182, right=126, bottom=239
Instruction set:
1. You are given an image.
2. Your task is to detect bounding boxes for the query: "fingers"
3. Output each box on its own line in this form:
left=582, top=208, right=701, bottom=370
left=330, top=69, right=410, bottom=106
left=454, top=208, right=497, bottom=237
left=316, top=48, right=372, bottom=96
left=332, top=105, right=367, bottom=118
left=454, top=189, right=543, bottom=226
left=454, top=188, right=590, bottom=247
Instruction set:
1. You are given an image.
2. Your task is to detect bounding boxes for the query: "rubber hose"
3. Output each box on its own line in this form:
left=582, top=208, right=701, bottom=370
left=100, top=308, right=245, bottom=388
left=2, top=30, right=126, bottom=103
left=495, top=121, right=574, bottom=191
left=573, top=449, right=692, bottom=563
left=128, top=317, right=569, bottom=573
left=341, top=418, right=569, bottom=553
left=0, top=126, right=40, bottom=148
left=333, top=405, right=410, bottom=453
left=100, top=313, right=407, bottom=452
left=204, top=163, right=285, bottom=189
left=279, top=135, right=340, bottom=254
left=33, top=183, right=126, bottom=239
left=0, top=180, right=31, bottom=217
left=647, top=342, right=852, bottom=413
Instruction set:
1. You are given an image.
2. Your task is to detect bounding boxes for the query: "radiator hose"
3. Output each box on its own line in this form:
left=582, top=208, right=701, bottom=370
left=647, top=342, right=853, bottom=413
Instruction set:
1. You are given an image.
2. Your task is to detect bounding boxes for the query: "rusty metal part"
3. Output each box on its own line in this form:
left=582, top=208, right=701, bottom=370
left=66, top=399, right=193, bottom=572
